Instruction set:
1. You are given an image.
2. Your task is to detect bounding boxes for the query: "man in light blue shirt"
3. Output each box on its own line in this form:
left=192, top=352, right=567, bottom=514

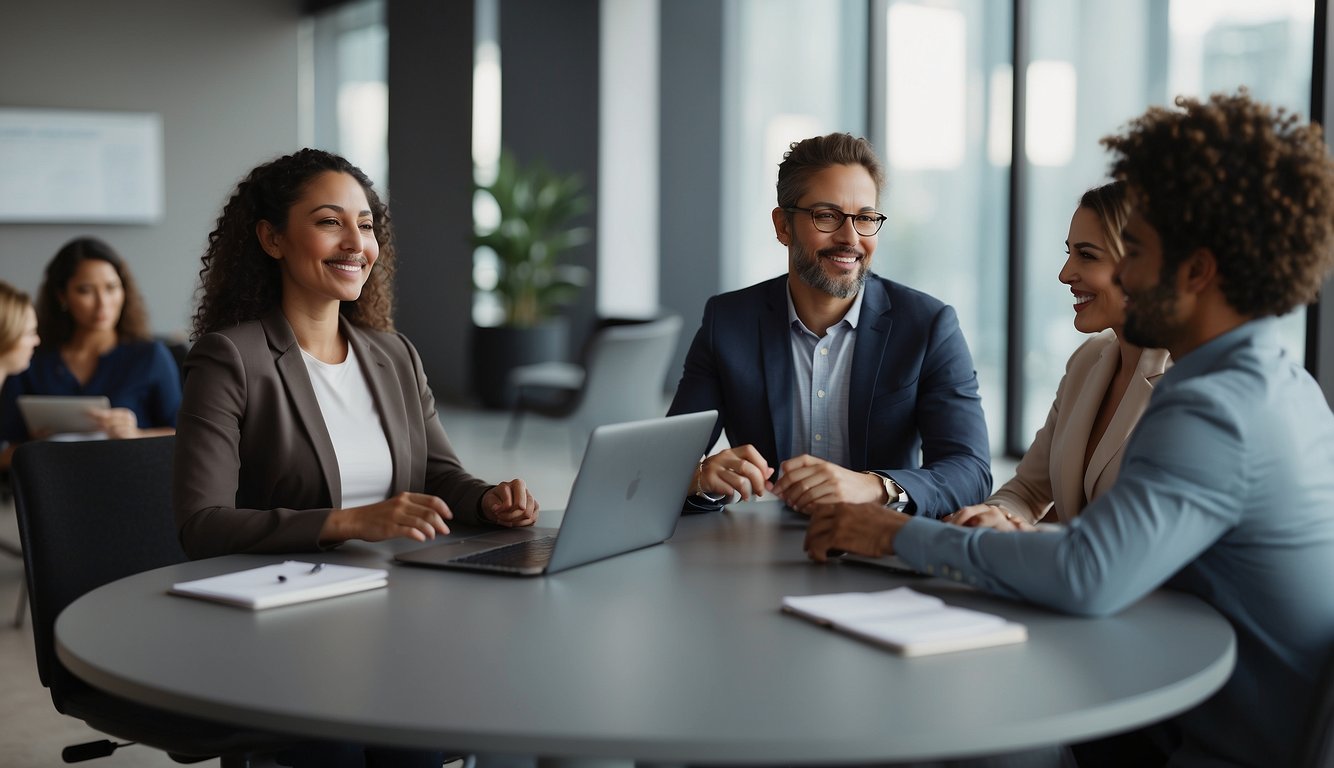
left=669, top=133, right=991, bottom=518
left=806, top=91, right=1334, bottom=766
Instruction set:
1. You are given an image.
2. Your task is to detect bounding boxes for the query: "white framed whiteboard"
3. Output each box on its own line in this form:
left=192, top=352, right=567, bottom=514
left=0, top=107, right=163, bottom=224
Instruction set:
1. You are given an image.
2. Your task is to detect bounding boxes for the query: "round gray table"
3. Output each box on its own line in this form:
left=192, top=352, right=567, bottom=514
left=56, top=502, right=1235, bottom=764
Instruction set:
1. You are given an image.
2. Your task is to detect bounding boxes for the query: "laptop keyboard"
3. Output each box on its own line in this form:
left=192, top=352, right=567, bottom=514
left=455, top=536, right=557, bottom=569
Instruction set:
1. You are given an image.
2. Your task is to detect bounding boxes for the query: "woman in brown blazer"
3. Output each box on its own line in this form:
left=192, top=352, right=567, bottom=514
left=174, top=149, right=539, bottom=561
left=950, top=181, right=1170, bottom=529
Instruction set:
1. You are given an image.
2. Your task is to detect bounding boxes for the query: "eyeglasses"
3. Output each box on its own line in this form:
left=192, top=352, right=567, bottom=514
left=784, top=206, right=887, bottom=236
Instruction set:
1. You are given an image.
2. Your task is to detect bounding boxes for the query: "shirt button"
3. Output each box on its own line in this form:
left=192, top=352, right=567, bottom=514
left=817, top=389, right=826, bottom=398
left=814, top=434, right=823, bottom=442
left=820, top=348, right=829, bottom=356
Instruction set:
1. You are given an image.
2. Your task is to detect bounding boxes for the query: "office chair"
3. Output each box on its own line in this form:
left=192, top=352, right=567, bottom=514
left=12, top=437, right=291, bottom=766
left=1298, top=646, right=1334, bottom=768
left=503, top=314, right=683, bottom=459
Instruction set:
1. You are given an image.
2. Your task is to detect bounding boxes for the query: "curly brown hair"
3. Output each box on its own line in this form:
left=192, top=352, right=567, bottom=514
left=1102, top=90, right=1334, bottom=317
left=776, top=132, right=886, bottom=210
left=36, top=237, right=151, bottom=348
left=192, top=148, right=396, bottom=340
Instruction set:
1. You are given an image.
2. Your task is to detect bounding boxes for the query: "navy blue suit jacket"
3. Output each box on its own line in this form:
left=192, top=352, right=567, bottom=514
left=667, top=274, right=991, bottom=518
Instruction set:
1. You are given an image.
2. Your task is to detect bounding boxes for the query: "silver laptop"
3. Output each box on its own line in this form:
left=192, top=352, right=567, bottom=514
left=395, top=410, right=717, bottom=576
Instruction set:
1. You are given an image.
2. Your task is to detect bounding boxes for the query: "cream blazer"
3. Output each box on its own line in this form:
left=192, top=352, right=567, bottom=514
left=988, top=331, right=1170, bottom=524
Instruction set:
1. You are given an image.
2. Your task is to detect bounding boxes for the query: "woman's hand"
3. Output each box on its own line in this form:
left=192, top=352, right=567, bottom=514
left=695, top=445, right=775, bottom=500
left=944, top=504, right=1033, bottom=532
left=87, top=406, right=141, bottom=439
left=320, top=492, right=453, bottom=544
left=482, top=478, right=539, bottom=527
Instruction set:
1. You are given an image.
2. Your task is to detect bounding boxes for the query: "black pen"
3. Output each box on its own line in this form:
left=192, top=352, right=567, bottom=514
left=277, top=563, right=324, bottom=583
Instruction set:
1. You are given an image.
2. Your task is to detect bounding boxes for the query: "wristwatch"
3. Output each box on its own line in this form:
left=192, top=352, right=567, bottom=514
left=864, top=471, right=903, bottom=506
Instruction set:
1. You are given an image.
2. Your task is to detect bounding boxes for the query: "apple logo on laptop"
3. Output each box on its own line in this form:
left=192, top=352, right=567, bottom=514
left=626, top=471, right=642, bottom=500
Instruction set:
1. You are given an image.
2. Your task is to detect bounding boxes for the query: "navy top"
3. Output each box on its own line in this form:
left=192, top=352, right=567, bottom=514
left=0, top=340, right=182, bottom=441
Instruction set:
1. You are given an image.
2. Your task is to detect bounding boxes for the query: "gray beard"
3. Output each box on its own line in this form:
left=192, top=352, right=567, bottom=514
left=792, top=241, right=867, bottom=299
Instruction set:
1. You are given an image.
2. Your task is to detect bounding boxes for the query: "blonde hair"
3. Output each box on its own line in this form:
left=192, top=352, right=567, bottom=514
left=0, top=280, right=31, bottom=353
left=1079, top=181, right=1131, bottom=262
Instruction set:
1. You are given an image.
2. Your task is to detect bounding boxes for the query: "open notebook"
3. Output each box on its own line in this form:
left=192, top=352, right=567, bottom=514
left=782, top=587, right=1027, bottom=657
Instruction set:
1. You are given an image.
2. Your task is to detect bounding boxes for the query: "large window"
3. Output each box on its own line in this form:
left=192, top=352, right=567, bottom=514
left=1019, top=0, right=1314, bottom=446
left=305, top=0, right=388, bottom=193
left=875, top=0, right=1011, bottom=452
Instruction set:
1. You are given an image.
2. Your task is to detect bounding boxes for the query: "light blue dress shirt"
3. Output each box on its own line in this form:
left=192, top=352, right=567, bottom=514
left=896, top=318, right=1334, bottom=766
left=787, top=284, right=862, bottom=468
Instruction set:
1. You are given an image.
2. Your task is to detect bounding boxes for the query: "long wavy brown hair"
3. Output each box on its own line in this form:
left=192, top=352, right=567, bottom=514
left=192, top=148, right=396, bottom=340
left=35, top=237, right=151, bottom=348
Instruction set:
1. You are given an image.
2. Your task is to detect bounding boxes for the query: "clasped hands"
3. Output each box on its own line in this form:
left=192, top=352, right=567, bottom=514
left=693, top=445, right=888, bottom=513
left=320, top=478, right=539, bottom=544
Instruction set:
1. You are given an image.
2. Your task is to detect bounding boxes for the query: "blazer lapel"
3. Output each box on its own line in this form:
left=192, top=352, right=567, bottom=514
left=262, top=311, right=343, bottom=506
left=1083, top=346, right=1169, bottom=498
left=343, top=321, right=411, bottom=493
left=848, top=279, right=892, bottom=469
left=761, top=280, right=793, bottom=463
left=1057, top=338, right=1117, bottom=516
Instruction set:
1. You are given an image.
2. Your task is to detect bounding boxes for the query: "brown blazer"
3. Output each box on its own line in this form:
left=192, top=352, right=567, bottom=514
left=173, top=311, right=493, bottom=559
left=987, top=330, right=1170, bottom=524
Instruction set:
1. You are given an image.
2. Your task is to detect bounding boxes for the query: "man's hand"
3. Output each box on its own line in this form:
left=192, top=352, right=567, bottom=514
left=695, top=445, right=775, bottom=500
left=773, top=455, right=886, bottom=514
left=804, top=501, right=908, bottom=563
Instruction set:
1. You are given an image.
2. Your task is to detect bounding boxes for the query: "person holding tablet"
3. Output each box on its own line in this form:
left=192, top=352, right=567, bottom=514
left=947, top=182, right=1169, bottom=530
left=0, top=238, right=181, bottom=467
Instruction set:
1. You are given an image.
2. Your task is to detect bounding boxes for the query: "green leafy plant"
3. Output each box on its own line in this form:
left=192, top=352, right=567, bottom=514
left=473, top=151, right=591, bottom=327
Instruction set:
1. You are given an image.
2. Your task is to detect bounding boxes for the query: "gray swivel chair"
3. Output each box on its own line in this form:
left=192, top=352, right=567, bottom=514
left=12, top=437, right=291, bottom=765
left=503, top=314, right=683, bottom=459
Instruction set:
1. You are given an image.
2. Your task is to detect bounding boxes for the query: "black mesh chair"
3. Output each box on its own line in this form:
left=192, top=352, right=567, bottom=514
left=12, top=437, right=290, bottom=765
left=1299, top=646, right=1334, bottom=768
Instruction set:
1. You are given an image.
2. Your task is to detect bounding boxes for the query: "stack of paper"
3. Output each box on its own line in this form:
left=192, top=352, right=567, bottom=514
left=170, top=561, right=388, bottom=610
left=782, top=587, right=1027, bottom=656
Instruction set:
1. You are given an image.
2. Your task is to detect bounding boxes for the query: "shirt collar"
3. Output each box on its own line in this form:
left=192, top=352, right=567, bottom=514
left=785, top=280, right=866, bottom=336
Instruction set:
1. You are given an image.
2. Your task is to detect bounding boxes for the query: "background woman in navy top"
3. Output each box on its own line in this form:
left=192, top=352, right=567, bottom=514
left=0, top=237, right=181, bottom=466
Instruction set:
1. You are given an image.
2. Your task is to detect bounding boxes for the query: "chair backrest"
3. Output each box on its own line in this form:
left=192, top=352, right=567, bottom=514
left=570, top=314, right=682, bottom=429
left=12, top=436, right=184, bottom=705
left=1299, top=645, right=1334, bottom=768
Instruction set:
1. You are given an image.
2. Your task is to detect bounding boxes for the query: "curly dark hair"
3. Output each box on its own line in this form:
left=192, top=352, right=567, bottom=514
left=192, top=148, right=396, bottom=340
left=36, top=237, right=151, bottom=348
left=776, top=133, right=886, bottom=210
left=1102, top=90, right=1334, bottom=317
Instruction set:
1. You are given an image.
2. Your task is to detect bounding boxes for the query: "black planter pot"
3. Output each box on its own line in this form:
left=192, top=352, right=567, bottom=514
left=470, top=321, right=569, bottom=409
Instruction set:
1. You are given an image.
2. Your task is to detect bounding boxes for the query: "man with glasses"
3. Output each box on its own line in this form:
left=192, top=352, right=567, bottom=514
left=668, top=132, right=991, bottom=518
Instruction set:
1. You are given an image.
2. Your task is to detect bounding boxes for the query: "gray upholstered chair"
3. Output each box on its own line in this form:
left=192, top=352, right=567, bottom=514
left=504, top=314, right=683, bottom=460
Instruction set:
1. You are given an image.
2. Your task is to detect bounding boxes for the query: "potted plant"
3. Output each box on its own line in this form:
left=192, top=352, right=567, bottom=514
left=471, top=150, right=591, bottom=408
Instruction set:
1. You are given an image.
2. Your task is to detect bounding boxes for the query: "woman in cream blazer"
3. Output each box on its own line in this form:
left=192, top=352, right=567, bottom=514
left=175, top=149, right=539, bottom=567
left=952, top=181, right=1169, bottom=528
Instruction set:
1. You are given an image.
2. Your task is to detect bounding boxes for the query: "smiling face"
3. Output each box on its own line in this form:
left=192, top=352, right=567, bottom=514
left=259, top=171, right=379, bottom=316
left=60, top=259, right=125, bottom=336
left=1059, top=205, right=1126, bottom=335
left=774, top=164, right=879, bottom=300
left=0, top=304, right=39, bottom=375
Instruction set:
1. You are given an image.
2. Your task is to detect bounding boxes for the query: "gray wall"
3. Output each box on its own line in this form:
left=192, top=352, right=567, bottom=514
left=0, top=0, right=304, bottom=339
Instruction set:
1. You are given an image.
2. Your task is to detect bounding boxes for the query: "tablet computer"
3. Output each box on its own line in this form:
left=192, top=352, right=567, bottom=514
left=17, top=395, right=110, bottom=436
